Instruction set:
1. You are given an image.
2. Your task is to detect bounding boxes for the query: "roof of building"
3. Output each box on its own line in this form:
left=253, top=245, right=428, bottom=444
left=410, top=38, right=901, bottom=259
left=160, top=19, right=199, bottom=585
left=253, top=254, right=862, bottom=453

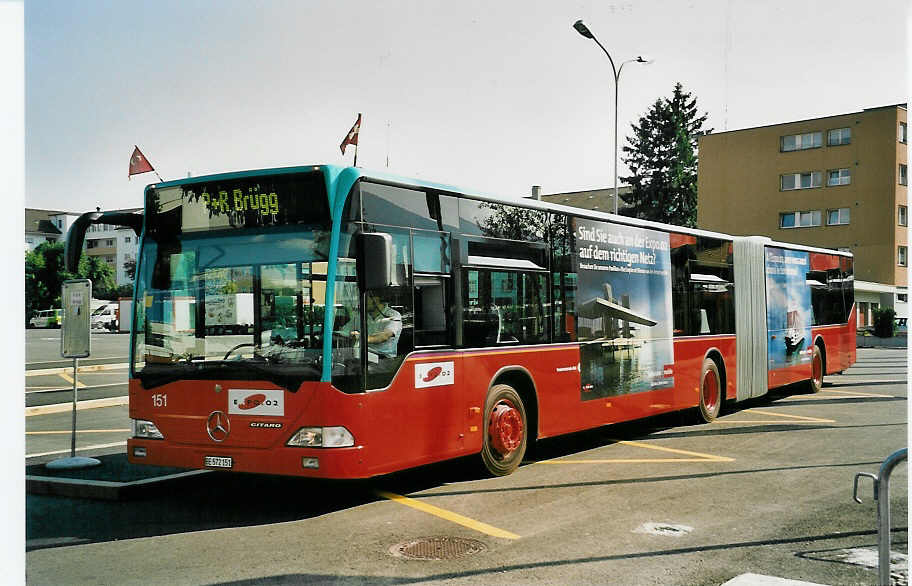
left=25, top=209, right=66, bottom=234
left=524, top=186, right=634, bottom=212
left=704, top=103, right=908, bottom=137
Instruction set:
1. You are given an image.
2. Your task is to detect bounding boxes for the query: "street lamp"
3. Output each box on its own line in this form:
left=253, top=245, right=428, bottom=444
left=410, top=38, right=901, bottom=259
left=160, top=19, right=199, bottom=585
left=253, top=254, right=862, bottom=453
left=573, top=19, right=651, bottom=215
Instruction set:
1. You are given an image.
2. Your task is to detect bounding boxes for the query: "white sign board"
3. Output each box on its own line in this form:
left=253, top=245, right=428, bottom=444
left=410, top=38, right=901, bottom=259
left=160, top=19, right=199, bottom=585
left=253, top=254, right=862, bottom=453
left=61, top=279, right=91, bottom=358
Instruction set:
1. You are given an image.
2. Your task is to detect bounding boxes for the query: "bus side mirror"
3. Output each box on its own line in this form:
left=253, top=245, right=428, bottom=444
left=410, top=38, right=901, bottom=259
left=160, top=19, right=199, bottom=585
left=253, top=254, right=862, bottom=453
left=357, top=232, right=394, bottom=290
left=65, top=210, right=143, bottom=272
left=65, top=211, right=102, bottom=272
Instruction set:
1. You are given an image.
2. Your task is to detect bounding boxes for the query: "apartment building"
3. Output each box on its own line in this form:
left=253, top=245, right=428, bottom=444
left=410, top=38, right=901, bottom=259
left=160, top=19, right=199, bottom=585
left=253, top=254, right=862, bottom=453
left=25, top=208, right=140, bottom=286
left=697, top=104, right=908, bottom=327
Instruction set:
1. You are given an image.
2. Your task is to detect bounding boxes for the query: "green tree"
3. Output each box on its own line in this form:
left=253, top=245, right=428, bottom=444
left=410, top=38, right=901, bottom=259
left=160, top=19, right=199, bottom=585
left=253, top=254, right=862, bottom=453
left=25, top=242, right=118, bottom=320
left=80, top=254, right=117, bottom=299
left=620, top=82, right=710, bottom=227
left=25, top=242, right=72, bottom=321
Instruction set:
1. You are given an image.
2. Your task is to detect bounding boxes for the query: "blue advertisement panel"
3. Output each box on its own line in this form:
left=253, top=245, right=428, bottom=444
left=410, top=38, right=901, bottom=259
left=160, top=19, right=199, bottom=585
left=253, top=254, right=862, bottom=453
left=572, top=218, right=675, bottom=400
left=765, top=247, right=812, bottom=369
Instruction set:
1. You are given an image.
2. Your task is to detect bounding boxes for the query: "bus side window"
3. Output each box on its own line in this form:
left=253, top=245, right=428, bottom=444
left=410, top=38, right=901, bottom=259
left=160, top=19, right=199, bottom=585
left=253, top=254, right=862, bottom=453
left=462, top=269, right=548, bottom=346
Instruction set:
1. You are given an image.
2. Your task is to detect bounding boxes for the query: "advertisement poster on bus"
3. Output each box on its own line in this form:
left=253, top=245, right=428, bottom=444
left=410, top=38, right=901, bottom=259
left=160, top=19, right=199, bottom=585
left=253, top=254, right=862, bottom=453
left=572, top=218, right=675, bottom=400
left=765, top=247, right=812, bottom=369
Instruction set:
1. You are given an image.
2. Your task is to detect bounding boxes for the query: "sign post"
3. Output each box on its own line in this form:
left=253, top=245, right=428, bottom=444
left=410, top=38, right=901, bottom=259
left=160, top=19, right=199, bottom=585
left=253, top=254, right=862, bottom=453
left=47, top=279, right=100, bottom=470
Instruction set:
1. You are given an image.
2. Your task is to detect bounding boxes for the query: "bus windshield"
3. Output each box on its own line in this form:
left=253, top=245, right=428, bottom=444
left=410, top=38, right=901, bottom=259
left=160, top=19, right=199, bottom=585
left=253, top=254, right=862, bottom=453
left=132, top=170, right=334, bottom=390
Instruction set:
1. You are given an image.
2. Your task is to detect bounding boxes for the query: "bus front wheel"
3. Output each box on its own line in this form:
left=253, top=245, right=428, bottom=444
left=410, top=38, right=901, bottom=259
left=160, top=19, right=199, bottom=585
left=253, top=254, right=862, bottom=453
left=698, top=358, right=722, bottom=423
left=480, top=384, right=527, bottom=477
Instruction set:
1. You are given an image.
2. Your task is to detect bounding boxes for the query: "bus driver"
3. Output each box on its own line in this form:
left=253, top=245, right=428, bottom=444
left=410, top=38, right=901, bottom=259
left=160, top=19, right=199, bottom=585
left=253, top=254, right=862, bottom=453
left=343, top=291, right=402, bottom=360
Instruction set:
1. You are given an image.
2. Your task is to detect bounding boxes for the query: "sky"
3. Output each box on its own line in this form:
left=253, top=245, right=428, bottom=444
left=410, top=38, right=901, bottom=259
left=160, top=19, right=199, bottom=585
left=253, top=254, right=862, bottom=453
left=23, top=0, right=910, bottom=214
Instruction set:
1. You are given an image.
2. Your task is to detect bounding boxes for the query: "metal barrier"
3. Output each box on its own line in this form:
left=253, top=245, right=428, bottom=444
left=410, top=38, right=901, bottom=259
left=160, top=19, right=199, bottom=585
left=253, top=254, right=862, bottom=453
left=854, top=448, right=907, bottom=586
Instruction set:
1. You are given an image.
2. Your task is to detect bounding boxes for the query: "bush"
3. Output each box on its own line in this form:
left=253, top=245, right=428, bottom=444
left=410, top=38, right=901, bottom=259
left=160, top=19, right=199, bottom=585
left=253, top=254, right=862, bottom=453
left=873, top=307, right=896, bottom=338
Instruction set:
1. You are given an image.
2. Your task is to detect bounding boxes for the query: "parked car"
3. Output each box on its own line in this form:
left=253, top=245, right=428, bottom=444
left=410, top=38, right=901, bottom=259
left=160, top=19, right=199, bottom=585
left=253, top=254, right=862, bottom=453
left=91, top=303, right=119, bottom=331
left=29, top=309, right=62, bottom=328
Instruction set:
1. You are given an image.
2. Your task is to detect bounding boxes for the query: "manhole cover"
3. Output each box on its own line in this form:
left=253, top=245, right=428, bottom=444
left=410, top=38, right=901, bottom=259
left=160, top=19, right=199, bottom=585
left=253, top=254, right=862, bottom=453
left=633, top=522, right=694, bottom=537
left=389, top=536, right=487, bottom=560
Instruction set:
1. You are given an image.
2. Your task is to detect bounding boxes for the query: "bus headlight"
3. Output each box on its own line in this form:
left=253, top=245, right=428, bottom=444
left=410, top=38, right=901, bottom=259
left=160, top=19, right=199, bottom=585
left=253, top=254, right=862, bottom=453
left=131, top=418, right=164, bottom=439
left=287, top=426, right=354, bottom=448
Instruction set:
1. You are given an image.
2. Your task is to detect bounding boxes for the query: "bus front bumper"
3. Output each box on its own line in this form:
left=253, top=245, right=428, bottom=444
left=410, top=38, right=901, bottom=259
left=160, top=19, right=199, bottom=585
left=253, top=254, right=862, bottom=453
left=127, top=438, right=368, bottom=478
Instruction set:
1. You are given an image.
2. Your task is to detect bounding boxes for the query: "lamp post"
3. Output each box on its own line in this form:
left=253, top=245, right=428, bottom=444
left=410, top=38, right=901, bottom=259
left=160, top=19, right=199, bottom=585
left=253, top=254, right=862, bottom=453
left=573, top=19, right=650, bottom=215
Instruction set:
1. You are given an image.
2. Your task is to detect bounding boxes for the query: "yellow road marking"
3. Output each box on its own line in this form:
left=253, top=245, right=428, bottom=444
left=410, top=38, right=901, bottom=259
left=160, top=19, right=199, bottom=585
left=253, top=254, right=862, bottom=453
left=57, top=370, right=86, bottom=388
left=26, top=397, right=128, bottom=417
left=712, top=420, right=833, bottom=425
left=376, top=490, right=520, bottom=540
left=541, top=458, right=727, bottom=464
left=617, top=439, right=734, bottom=462
left=742, top=409, right=834, bottom=423
left=26, top=429, right=130, bottom=435
left=538, top=438, right=733, bottom=464
left=25, top=363, right=129, bottom=377
left=819, top=389, right=895, bottom=399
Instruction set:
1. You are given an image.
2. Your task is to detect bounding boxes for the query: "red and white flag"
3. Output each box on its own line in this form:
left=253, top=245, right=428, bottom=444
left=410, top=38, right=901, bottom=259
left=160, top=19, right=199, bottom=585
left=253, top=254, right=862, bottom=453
left=340, top=114, right=361, bottom=154
left=128, top=146, right=155, bottom=179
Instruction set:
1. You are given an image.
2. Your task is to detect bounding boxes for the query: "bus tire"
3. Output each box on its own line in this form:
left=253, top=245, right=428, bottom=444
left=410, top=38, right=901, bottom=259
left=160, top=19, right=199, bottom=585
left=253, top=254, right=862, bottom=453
left=480, top=384, right=527, bottom=477
left=807, top=345, right=823, bottom=393
left=698, top=358, right=722, bottom=423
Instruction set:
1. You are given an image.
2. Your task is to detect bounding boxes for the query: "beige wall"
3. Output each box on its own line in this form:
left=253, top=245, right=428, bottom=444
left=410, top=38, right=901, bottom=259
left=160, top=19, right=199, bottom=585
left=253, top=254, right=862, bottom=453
left=698, top=105, right=907, bottom=287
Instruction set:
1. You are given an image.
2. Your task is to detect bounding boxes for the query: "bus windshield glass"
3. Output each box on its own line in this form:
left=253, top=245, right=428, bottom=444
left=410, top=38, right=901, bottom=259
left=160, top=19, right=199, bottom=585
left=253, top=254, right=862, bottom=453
left=133, top=170, right=333, bottom=390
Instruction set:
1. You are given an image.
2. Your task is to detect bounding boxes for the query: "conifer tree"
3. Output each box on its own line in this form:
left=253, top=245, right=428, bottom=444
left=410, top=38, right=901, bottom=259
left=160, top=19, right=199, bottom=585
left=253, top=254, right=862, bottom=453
left=620, top=83, right=710, bottom=227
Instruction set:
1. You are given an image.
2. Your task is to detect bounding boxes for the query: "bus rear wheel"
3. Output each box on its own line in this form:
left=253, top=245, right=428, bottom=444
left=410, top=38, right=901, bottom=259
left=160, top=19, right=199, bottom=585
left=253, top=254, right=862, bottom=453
left=480, top=384, right=527, bottom=477
left=698, top=358, right=722, bottom=423
left=807, top=345, right=823, bottom=393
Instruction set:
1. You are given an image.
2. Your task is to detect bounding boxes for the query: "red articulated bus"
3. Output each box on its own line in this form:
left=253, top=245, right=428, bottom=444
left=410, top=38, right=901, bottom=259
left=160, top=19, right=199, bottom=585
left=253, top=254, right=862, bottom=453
left=65, top=165, right=856, bottom=478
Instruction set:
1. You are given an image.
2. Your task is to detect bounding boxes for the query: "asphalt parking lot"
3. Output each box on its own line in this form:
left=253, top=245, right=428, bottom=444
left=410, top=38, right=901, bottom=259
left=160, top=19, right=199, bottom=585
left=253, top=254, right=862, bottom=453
left=25, top=347, right=907, bottom=585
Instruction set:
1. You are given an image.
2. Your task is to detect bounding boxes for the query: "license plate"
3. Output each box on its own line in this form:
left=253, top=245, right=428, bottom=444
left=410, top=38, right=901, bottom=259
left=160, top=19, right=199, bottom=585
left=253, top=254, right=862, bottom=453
left=204, top=456, right=233, bottom=468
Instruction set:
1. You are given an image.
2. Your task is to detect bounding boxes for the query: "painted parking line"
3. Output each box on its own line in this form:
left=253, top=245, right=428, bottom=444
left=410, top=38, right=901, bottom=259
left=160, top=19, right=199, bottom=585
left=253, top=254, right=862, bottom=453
left=538, top=438, right=734, bottom=464
left=816, top=389, right=897, bottom=399
left=25, top=397, right=129, bottom=417
left=741, top=409, right=834, bottom=423
left=27, top=429, right=130, bottom=435
left=25, top=363, right=129, bottom=377
left=713, top=409, right=835, bottom=425
left=26, top=382, right=126, bottom=394
left=376, top=490, right=521, bottom=540
left=27, top=441, right=126, bottom=459
left=57, top=370, right=86, bottom=388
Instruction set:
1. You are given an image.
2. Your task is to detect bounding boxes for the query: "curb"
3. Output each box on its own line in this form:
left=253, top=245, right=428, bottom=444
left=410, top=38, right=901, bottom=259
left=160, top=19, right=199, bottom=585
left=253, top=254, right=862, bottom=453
left=26, top=469, right=210, bottom=501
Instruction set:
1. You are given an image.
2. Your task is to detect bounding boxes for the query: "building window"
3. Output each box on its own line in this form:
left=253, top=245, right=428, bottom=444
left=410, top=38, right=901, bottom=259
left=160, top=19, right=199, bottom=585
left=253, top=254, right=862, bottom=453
left=900, top=205, right=908, bottom=226
left=900, top=164, right=908, bottom=186
left=827, top=168, right=851, bottom=186
left=827, top=127, right=851, bottom=146
left=826, top=208, right=850, bottom=225
left=898, top=294, right=908, bottom=303
left=781, top=171, right=822, bottom=191
left=900, top=122, right=908, bottom=144
left=780, top=210, right=822, bottom=228
left=900, top=246, right=908, bottom=267
left=125, top=236, right=131, bottom=243
left=781, top=132, right=822, bottom=152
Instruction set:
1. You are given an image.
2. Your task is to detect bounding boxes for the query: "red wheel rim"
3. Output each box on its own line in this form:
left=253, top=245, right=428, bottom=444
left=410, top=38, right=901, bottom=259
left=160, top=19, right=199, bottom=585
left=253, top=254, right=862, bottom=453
left=489, top=400, right=524, bottom=457
left=702, top=369, right=718, bottom=412
left=813, top=351, right=822, bottom=385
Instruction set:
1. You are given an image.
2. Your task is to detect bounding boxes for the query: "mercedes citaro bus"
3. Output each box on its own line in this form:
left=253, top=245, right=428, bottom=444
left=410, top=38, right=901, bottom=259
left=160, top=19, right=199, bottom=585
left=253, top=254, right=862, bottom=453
left=66, top=164, right=855, bottom=478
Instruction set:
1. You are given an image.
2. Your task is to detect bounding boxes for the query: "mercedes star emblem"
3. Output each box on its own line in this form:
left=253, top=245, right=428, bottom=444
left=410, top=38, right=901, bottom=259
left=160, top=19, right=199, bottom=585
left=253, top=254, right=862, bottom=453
left=206, top=411, right=231, bottom=442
